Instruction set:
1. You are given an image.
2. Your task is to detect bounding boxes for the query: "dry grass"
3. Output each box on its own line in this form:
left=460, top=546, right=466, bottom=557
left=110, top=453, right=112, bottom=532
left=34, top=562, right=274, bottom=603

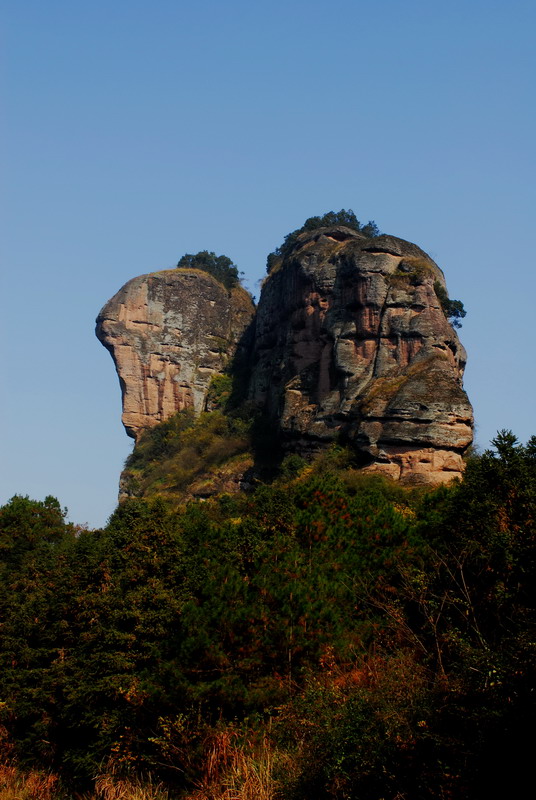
left=93, top=771, right=170, bottom=800
left=184, top=730, right=284, bottom=800
left=0, top=732, right=284, bottom=800
left=0, top=762, right=172, bottom=800
left=0, top=735, right=283, bottom=800
left=0, top=763, right=61, bottom=800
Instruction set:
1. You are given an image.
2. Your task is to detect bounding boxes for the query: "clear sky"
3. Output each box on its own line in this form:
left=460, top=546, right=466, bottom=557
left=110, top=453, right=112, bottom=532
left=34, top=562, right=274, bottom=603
left=2, top=0, right=535, bottom=528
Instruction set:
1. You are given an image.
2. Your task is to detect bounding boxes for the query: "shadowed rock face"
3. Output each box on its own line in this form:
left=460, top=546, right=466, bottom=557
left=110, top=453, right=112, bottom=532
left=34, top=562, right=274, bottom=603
left=249, top=226, right=473, bottom=483
left=96, top=269, right=255, bottom=441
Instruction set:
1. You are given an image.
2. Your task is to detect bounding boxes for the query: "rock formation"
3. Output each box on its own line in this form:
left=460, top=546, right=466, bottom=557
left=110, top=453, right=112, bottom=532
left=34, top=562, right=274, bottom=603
left=249, top=226, right=473, bottom=483
left=96, top=269, right=255, bottom=441
left=97, top=226, right=473, bottom=485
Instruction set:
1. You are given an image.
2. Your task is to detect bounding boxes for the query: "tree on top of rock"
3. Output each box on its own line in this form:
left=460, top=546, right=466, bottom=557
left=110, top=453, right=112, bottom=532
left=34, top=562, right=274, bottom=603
left=266, top=209, right=380, bottom=272
left=176, top=251, right=240, bottom=290
left=434, top=281, right=467, bottom=328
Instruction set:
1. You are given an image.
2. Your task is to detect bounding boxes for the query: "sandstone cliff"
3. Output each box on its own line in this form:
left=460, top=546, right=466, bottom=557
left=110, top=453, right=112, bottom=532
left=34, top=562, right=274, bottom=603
left=96, top=269, right=255, bottom=441
left=249, top=226, right=473, bottom=483
left=97, top=227, right=473, bottom=486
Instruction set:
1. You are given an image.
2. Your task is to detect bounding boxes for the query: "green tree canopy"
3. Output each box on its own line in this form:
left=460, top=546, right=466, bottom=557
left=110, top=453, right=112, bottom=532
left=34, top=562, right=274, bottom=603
left=176, top=250, right=240, bottom=290
left=1, top=432, right=536, bottom=796
left=0, top=494, right=71, bottom=569
left=266, top=209, right=380, bottom=272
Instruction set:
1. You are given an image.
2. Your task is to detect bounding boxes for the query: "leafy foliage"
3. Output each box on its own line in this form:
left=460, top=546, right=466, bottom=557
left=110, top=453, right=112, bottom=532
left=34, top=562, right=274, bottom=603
left=1, top=431, right=535, bottom=797
left=0, top=495, right=72, bottom=570
left=434, top=280, right=467, bottom=328
left=176, top=251, right=240, bottom=290
left=266, top=209, right=380, bottom=272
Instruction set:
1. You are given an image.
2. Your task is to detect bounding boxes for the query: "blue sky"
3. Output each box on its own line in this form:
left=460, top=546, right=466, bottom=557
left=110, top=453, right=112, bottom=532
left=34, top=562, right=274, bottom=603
left=2, top=0, right=535, bottom=527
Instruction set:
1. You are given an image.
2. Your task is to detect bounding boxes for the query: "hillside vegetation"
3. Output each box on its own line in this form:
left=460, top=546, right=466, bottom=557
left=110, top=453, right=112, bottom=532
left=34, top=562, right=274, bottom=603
left=1, top=421, right=535, bottom=799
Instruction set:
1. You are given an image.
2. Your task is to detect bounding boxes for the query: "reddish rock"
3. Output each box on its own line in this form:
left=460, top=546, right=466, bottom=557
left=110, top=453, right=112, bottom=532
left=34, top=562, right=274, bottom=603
left=96, top=269, right=254, bottom=441
left=249, top=226, right=473, bottom=483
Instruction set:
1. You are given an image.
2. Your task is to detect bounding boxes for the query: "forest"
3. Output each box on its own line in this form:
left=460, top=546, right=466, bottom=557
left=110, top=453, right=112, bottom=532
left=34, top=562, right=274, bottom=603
left=1, top=418, right=535, bottom=799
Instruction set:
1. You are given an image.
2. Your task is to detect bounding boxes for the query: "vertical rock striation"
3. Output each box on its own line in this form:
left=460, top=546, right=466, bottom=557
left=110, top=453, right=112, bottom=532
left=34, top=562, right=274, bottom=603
left=97, top=226, right=473, bottom=486
left=249, top=226, right=473, bottom=483
left=96, top=269, right=255, bottom=441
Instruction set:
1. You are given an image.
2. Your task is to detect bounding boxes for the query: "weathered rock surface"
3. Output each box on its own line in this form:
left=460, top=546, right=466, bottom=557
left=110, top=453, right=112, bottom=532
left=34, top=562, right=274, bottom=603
left=96, top=269, right=255, bottom=441
left=249, top=226, right=473, bottom=483
left=97, top=226, right=473, bottom=486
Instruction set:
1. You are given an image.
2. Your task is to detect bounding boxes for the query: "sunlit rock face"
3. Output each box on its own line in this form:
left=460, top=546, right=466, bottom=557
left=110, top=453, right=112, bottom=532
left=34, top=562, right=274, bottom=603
left=96, top=269, right=254, bottom=441
left=249, top=226, right=473, bottom=483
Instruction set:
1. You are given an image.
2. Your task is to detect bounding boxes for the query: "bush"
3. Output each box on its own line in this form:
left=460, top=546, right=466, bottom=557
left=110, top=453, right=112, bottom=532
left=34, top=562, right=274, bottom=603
left=177, top=251, right=240, bottom=290
left=434, top=281, right=466, bottom=328
left=266, top=209, right=380, bottom=272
